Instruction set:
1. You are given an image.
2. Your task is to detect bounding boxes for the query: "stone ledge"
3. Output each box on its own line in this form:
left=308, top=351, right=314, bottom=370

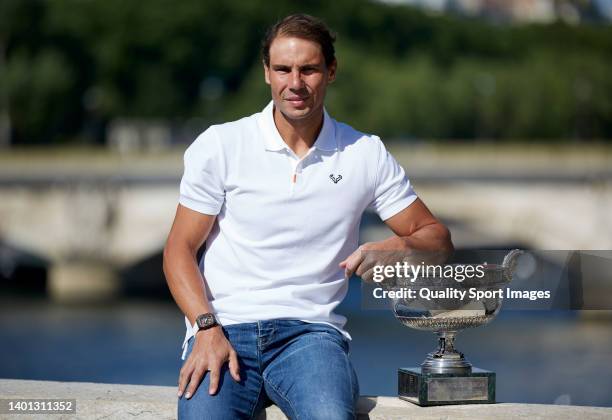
left=1, top=379, right=611, bottom=420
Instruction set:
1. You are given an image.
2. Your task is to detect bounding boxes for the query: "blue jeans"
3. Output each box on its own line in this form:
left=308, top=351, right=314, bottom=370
left=178, top=320, right=359, bottom=419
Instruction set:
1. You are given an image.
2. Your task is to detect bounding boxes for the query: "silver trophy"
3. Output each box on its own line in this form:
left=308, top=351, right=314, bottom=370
left=390, top=250, right=523, bottom=406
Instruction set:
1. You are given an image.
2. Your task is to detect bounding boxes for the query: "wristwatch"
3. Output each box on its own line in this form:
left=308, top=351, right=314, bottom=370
left=195, top=313, right=220, bottom=331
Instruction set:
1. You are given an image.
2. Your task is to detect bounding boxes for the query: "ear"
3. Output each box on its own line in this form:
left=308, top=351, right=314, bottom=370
left=263, top=61, right=271, bottom=85
left=327, top=59, right=337, bottom=83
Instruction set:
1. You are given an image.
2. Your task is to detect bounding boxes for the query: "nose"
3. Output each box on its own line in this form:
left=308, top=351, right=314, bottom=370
left=289, top=69, right=304, bottom=90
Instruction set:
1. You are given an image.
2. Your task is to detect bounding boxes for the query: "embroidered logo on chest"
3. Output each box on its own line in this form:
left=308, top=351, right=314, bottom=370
left=329, top=174, right=342, bottom=184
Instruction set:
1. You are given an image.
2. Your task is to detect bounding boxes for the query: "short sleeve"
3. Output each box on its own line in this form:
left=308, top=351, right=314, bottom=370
left=369, top=137, right=418, bottom=220
left=179, top=127, right=225, bottom=215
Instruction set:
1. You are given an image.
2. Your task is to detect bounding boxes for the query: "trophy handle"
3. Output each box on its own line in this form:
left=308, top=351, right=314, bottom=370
left=502, top=249, right=524, bottom=281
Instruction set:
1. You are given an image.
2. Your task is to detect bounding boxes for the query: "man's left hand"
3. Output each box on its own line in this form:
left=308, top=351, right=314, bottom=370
left=339, top=238, right=409, bottom=283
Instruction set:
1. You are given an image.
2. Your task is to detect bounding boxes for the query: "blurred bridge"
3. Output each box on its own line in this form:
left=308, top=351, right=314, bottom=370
left=1, top=146, right=611, bottom=301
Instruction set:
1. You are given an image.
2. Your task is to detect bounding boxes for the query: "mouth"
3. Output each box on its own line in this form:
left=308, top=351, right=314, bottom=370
left=284, top=96, right=309, bottom=106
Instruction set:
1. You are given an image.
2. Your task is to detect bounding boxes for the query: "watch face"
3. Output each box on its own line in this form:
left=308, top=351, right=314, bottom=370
left=197, top=313, right=216, bottom=328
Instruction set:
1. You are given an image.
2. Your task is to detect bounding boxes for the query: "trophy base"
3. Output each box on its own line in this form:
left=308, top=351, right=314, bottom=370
left=398, top=367, right=495, bottom=406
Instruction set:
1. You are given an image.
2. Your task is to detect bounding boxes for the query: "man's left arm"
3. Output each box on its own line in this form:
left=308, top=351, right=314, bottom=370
left=340, top=198, right=454, bottom=280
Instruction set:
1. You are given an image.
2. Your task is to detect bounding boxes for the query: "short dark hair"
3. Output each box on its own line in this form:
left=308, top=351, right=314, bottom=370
left=261, top=14, right=336, bottom=68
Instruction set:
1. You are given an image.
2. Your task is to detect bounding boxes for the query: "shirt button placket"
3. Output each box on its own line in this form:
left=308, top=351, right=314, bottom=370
left=289, top=156, right=299, bottom=195
left=289, top=151, right=313, bottom=195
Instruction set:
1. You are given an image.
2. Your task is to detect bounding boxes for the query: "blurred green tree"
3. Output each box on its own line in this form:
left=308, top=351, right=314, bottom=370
left=1, top=0, right=611, bottom=144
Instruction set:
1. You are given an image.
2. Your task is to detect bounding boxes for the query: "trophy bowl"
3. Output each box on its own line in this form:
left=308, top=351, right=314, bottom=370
left=389, top=250, right=523, bottom=405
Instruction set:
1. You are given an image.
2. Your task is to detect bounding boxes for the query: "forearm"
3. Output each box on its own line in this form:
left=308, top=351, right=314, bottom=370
left=380, top=222, right=454, bottom=262
left=397, top=222, right=452, bottom=252
left=163, top=241, right=213, bottom=325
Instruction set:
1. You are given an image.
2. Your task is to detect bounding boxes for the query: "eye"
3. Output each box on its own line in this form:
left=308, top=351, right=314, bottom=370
left=301, top=67, right=317, bottom=75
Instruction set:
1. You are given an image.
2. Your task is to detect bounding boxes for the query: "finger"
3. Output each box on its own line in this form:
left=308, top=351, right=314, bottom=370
left=356, top=254, right=377, bottom=278
left=345, top=250, right=365, bottom=279
left=340, top=249, right=360, bottom=270
left=228, top=351, right=241, bottom=382
left=185, top=366, right=207, bottom=399
left=341, top=252, right=356, bottom=278
left=355, top=259, right=370, bottom=277
left=361, top=266, right=376, bottom=283
left=178, top=363, right=194, bottom=397
left=208, top=366, right=221, bottom=395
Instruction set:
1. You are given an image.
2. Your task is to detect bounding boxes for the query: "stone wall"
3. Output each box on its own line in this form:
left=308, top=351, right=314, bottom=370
left=1, top=379, right=611, bottom=419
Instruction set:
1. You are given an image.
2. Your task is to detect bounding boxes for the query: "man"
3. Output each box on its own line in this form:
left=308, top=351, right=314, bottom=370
left=164, top=14, right=452, bottom=420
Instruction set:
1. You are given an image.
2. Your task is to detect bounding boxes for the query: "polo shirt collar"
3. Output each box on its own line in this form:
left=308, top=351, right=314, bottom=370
left=259, top=101, right=337, bottom=152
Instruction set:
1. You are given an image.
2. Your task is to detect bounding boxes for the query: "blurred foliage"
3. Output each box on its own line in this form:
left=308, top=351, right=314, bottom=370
left=1, top=0, right=611, bottom=144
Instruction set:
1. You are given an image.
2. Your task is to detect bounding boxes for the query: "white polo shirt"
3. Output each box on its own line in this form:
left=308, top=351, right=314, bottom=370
left=179, top=101, right=417, bottom=355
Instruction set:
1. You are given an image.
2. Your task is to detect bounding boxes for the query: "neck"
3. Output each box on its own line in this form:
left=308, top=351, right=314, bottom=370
left=273, top=106, right=324, bottom=157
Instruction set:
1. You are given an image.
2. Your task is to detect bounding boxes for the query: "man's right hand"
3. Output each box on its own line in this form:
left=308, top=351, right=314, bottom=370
left=178, top=327, right=241, bottom=399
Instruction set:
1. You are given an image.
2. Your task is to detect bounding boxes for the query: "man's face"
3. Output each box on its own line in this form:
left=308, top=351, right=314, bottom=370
left=264, top=36, right=336, bottom=123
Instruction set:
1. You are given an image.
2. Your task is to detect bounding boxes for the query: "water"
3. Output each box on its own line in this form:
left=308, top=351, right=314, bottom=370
left=1, top=282, right=611, bottom=407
